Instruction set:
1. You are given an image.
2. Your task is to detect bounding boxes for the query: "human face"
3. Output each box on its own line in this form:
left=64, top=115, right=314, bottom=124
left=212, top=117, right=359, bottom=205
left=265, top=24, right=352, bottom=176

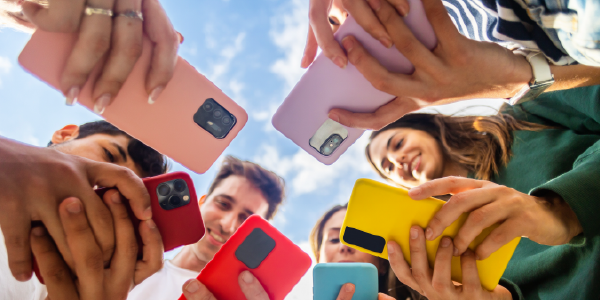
left=329, top=0, right=348, bottom=33
left=319, top=209, right=383, bottom=272
left=192, top=175, right=269, bottom=263
left=0, top=0, right=35, bottom=31
left=369, top=128, right=445, bottom=188
left=50, top=125, right=143, bottom=176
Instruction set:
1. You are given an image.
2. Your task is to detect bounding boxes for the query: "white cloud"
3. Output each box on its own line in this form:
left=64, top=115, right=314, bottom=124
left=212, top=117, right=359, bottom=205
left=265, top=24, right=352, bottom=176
left=209, top=32, right=246, bottom=82
left=269, top=0, right=309, bottom=93
left=255, top=134, right=375, bottom=196
left=285, top=241, right=316, bottom=300
left=0, top=56, right=12, bottom=88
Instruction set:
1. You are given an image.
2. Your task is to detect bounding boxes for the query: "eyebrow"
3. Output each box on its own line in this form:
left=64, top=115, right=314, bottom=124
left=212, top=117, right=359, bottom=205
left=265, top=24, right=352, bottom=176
left=217, top=194, right=255, bottom=216
left=112, top=142, right=128, bottom=162
left=381, top=134, right=397, bottom=171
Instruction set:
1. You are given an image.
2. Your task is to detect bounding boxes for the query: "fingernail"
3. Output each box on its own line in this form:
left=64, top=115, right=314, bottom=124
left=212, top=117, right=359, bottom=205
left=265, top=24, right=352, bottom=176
left=425, top=228, right=433, bottom=240
left=143, top=207, right=153, bottom=220
left=148, top=86, right=164, bottom=104
left=333, top=56, right=347, bottom=69
left=397, top=5, right=409, bottom=17
left=301, top=55, right=309, bottom=68
left=345, top=283, right=355, bottom=292
left=475, top=254, right=481, bottom=260
left=111, top=192, right=121, bottom=204
left=146, top=219, right=156, bottom=229
left=463, top=249, right=474, bottom=257
left=329, top=112, right=340, bottom=123
left=387, top=242, right=395, bottom=254
left=185, top=280, right=200, bottom=293
left=32, top=226, right=46, bottom=237
left=94, top=94, right=111, bottom=114
left=410, top=227, right=419, bottom=240
left=379, top=37, right=392, bottom=48
left=65, top=86, right=80, bottom=106
left=176, top=31, right=184, bottom=44
left=242, top=271, right=254, bottom=284
left=441, top=237, right=451, bottom=248
left=15, top=273, right=30, bottom=282
left=368, top=0, right=381, bottom=11
left=409, top=187, right=422, bottom=196
left=453, top=247, right=459, bottom=256
left=341, top=36, right=354, bottom=51
left=65, top=198, right=81, bottom=214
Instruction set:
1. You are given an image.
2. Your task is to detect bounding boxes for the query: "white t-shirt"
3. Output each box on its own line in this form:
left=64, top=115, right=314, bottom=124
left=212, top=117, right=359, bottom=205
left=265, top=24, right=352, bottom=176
left=127, top=260, right=199, bottom=300
left=0, top=231, right=47, bottom=300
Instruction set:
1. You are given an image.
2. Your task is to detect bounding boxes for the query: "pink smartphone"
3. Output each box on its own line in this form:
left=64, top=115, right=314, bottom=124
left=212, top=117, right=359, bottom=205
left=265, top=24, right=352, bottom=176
left=271, top=0, right=437, bottom=165
left=18, top=31, right=248, bottom=174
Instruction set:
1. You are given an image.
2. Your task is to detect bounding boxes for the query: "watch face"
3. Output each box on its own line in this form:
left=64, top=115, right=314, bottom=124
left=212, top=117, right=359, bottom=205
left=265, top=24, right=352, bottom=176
left=509, top=79, right=553, bottom=106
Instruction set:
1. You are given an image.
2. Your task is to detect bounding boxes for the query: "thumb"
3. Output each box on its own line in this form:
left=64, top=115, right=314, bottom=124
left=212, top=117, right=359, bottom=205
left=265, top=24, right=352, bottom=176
left=329, top=97, right=420, bottom=130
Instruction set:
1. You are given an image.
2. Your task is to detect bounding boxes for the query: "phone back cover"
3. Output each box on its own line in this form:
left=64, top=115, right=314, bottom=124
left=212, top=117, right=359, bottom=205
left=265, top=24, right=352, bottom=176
left=313, top=263, right=378, bottom=300
left=180, top=215, right=311, bottom=300
left=18, top=31, right=248, bottom=174
left=271, top=0, right=436, bottom=165
left=340, top=179, right=521, bottom=291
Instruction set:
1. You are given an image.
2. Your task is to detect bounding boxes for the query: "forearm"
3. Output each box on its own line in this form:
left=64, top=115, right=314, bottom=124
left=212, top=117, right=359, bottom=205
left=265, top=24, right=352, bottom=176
left=547, top=64, right=600, bottom=92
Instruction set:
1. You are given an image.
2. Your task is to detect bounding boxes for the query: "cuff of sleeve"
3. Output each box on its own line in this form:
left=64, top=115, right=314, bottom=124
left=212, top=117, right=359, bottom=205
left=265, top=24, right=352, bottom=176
left=499, top=278, right=523, bottom=300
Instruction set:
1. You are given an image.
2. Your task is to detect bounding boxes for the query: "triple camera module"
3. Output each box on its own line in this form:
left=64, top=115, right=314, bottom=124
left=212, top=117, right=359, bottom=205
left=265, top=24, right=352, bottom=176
left=320, top=134, right=344, bottom=156
left=157, top=179, right=191, bottom=210
left=309, top=119, right=348, bottom=156
left=193, top=98, right=237, bottom=139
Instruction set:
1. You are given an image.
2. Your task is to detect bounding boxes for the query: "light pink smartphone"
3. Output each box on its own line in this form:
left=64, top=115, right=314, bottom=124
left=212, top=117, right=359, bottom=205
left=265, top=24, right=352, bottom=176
left=18, top=31, right=248, bottom=174
left=271, top=0, right=436, bottom=165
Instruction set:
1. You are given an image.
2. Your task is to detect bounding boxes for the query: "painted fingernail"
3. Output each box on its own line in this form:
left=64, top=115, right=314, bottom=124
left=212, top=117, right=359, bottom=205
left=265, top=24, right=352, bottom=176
left=143, top=207, right=153, bottom=220
left=242, top=271, right=254, bottom=284
left=94, top=94, right=111, bottom=114
left=410, top=227, right=419, bottom=240
left=453, top=247, right=459, bottom=256
left=387, top=242, right=395, bottom=254
left=329, top=112, right=340, bottom=123
left=379, top=37, right=392, bottom=48
left=65, top=198, right=81, bottom=214
left=65, top=86, right=80, bottom=106
left=32, top=226, right=46, bottom=237
left=345, top=283, right=355, bottom=292
left=368, top=0, right=381, bottom=11
left=333, top=56, right=347, bottom=69
left=409, top=187, right=422, bottom=196
left=15, top=273, right=30, bottom=282
left=425, top=228, right=433, bottom=240
left=146, top=219, right=157, bottom=229
left=148, top=86, right=164, bottom=104
left=185, top=280, right=200, bottom=293
left=341, top=36, right=354, bottom=51
left=441, top=237, right=451, bottom=248
left=111, top=192, right=121, bottom=204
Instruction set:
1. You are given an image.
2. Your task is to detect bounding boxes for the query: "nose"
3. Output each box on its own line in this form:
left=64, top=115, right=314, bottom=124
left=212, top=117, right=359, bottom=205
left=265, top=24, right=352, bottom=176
left=219, top=212, right=240, bottom=236
left=339, top=243, right=355, bottom=254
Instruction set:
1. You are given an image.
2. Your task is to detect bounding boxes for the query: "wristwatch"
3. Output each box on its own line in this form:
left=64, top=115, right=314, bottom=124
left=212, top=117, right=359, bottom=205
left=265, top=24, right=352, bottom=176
left=508, top=52, right=555, bottom=105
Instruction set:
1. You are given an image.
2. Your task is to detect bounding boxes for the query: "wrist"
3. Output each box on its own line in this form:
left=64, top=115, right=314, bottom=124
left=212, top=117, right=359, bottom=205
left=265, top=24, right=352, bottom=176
left=537, top=191, right=583, bottom=243
left=506, top=53, right=534, bottom=97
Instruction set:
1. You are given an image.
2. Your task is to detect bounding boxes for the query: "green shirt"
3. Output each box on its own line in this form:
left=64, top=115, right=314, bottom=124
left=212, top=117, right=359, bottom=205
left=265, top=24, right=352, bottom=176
left=491, top=85, right=600, bottom=300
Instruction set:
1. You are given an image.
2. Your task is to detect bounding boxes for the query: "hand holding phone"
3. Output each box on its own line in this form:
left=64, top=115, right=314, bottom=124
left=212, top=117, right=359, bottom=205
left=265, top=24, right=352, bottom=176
left=180, top=215, right=312, bottom=300
left=340, top=179, right=520, bottom=291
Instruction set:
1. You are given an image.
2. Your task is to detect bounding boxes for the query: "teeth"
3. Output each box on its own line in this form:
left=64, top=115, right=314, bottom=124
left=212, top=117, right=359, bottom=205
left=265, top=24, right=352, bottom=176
left=209, top=231, right=225, bottom=243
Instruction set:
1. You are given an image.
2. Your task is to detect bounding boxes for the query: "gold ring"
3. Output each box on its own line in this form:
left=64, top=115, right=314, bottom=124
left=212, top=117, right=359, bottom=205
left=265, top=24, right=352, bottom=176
left=84, top=6, right=113, bottom=17
left=116, top=10, right=143, bottom=21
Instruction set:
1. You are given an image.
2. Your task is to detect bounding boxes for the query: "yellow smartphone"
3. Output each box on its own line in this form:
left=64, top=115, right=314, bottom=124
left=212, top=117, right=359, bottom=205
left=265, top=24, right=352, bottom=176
left=340, top=179, right=520, bottom=290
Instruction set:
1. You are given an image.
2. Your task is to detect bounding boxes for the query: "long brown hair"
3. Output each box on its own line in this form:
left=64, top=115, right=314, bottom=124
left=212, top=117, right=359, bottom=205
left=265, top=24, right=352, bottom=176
left=366, top=111, right=548, bottom=181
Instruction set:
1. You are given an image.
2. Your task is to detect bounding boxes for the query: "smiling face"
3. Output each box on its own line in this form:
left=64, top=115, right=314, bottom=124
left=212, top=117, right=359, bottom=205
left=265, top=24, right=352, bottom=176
left=368, top=128, right=446, bottom=188
left=191, top=175, right=269, bottom=263
left=319, top=209, right=383, bottom=271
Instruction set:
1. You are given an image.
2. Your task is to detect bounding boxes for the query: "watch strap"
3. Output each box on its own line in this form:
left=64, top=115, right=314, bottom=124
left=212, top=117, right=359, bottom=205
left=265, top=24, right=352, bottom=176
left=508, top=52, right=554, bottom=105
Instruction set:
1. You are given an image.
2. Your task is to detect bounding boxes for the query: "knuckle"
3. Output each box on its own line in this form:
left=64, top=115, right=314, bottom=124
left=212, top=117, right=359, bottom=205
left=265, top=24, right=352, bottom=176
left=122, top=39, right=143, bottom=60
left=84, top=251, right=105, bottom=272
left=5, top=234, right=27, bottom=250
left=449, top=192, right=467, bottom=206
left=411, top=270, right=427, bottom=282
left=86, top=35, right=111, bottom=56
left=123, top=239, right=139, bottom=258
left=44, top=263, right=71, bottom=283
left=469, top=208, right=487, bottom=225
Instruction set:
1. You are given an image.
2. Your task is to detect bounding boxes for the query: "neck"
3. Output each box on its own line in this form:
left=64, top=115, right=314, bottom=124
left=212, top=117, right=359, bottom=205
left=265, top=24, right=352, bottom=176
left=442, top=159, right=469, bottom=178
left=171, top=244, right=209, bottom=272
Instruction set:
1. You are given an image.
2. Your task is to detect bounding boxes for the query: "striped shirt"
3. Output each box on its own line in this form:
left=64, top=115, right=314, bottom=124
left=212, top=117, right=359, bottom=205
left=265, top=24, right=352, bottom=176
left=443, top=0, right=576, bottom=65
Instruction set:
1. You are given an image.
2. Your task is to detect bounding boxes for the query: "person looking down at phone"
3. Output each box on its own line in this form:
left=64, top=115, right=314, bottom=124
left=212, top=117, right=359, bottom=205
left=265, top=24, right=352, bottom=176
left=127, top=156, right=286, bottom=300
left=363, top=85, right=600, bottom=299
left=0, top=120, right=168, bottom=299
left=310, top=203, right=422, bottom=300
left=0, top=0, right=179, bottom=112
left=303, top=0, right=600, bottom=131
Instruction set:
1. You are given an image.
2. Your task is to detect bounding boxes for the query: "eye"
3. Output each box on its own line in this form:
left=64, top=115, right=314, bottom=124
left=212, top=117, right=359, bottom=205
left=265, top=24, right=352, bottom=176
left=328, top=17, right=339, bottom=25
left=103, top=148, right=115, bottom=163
left=386, top=163, right=395, bottom=173
left=328, top=237, right=340, bottom=244
left=216, top=198, right=231, bottom=210
left=395, top=138, right=404, bottom=150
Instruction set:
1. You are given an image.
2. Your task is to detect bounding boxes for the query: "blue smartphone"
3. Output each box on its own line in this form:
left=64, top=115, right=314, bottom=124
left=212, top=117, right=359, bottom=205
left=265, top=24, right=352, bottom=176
left=313, top=263, right=378, bottom=300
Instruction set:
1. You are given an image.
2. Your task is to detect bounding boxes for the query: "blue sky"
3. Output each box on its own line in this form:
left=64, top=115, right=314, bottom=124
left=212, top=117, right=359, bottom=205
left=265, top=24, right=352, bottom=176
left=0, top=0, right=504, bottom=297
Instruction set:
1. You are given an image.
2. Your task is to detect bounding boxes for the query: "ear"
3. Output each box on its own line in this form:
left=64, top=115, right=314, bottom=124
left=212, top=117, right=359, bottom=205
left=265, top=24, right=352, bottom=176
left=51, top=125, right=80, bottom=145
left=198, top=195, right=207, bottom=207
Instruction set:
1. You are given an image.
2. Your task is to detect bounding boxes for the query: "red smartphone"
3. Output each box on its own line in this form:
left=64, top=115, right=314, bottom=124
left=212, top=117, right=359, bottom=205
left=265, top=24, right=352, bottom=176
left=18, top=31, right=248, bottom=174
left=33, top=171, right=205, bottom=283
left=179, top=215, right=312, bottom=300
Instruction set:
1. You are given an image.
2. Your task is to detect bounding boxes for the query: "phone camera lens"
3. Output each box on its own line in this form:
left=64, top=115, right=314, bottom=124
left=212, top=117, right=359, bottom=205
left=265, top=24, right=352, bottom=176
left=169, top=195, right=182, bottom=206
left=222, top=115, right=232, bottom=125
left=173, top=179, right=187, bottom=193
left=157, top=183, right=171, bottom=196
left=213, top=109, right=223, bottom=118
left=203, top=102, right=214, bottom=112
